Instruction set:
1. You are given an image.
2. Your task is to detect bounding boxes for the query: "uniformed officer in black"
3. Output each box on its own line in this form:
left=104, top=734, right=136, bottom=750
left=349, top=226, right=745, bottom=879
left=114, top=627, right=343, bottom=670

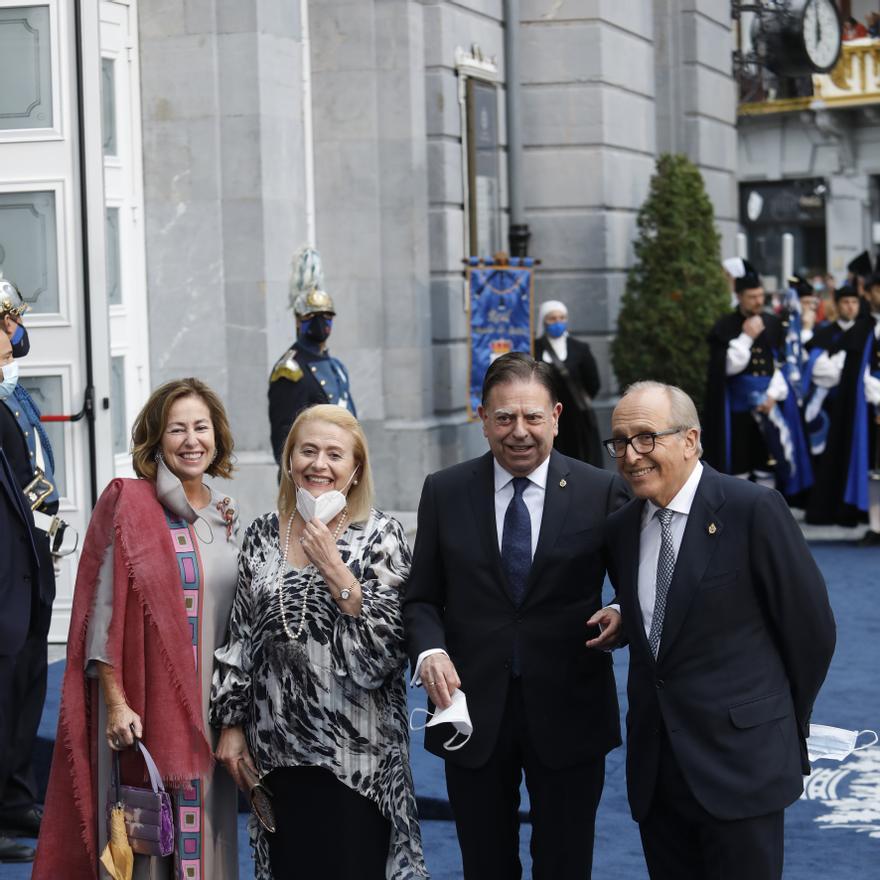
left=0, top=277, right=58, bottom=853
left=268, top=286, right=356, bottom=464
left=0, top=296, right=41, bottom=863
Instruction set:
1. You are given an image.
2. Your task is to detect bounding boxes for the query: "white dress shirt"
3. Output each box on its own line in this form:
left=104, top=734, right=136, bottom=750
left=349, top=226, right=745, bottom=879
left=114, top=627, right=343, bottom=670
left=411, top=455, right=551, bottom=686
left=637, top=461, right=704, bottom=638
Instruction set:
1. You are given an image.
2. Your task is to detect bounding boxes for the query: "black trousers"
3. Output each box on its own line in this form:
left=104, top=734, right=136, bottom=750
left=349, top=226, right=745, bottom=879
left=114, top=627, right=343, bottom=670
left=265, top=765, right=390, bottom=879
left=0, top=655, right=16, bottom=788
left=0, top=600, right=51, bottom=818
left=639, top=734, right=784, bottom=880
left=445, top=678, right=606, bottom=880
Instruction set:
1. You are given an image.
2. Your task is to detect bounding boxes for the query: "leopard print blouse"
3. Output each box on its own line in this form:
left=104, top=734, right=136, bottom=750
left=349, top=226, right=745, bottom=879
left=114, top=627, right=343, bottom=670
left=210, top=509, right=428, bottom=879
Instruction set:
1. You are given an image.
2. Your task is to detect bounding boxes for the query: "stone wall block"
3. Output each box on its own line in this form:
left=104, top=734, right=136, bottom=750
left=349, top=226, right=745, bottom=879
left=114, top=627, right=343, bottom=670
left=428, top=139, right=464, bottom=205
left=430, top=277, right=469, bottom=342
left=140, top=0, right=186, bottom=39
left=216, top=33, right=262, bottom=117
left=521, top=22, right=601, bottom=85
left=425, top=69, right=461, bottom=138
left=311, top=69, right=380, bottom=140
left=522, top=84, right=604, bottom=147
left=699, top=167, right=737, bottom=221
left=218, top=114, right=263, bottom=200
left=528, top=211, right=608, bottom=270
left=216, top=0, right=257, bottom=33
left=520, top=0, right=653, bottom=42
left=141, top=35, right=217, bottom=120
left=255, top=0, right=301, bottom=39
left=685, top=116, right=736, bottom=171
left=600, top=149, right=655, bottom=211
left=310, top=2, right=377, bottom=72
left=681, top=9, right=733, bottom=74
left=601, top=88, right=656, bottom=153
left=522, top=147, right=604, bottom=209
left=428, top=207, right=466, bottom=273
left=432, top=341, right=470, bottom=413
left=683, top=64, right=736, bottom=126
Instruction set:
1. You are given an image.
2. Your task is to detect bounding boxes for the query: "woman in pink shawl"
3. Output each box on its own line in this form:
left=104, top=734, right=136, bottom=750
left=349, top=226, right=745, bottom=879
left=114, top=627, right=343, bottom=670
left=34, top=378, right=240, bottom=879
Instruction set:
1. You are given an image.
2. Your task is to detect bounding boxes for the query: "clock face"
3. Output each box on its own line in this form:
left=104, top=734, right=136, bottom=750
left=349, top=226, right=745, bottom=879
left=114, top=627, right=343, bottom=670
left=803, top=0, right=842, bottom=72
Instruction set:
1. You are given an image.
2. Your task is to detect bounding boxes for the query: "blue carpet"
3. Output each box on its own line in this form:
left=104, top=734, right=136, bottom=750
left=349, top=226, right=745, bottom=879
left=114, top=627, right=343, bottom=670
left=4, top=542, right=877, bottom=878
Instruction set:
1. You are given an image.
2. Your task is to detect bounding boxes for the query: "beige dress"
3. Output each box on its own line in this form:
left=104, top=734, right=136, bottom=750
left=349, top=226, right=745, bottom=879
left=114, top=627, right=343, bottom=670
left=86, top=462, right=240, bottom=879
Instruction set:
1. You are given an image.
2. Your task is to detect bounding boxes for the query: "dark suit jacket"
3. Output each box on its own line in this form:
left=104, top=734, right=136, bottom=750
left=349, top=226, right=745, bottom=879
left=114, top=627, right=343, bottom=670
left=606, top=464, right=836, bottom=822
left=0, top=447, right=39, bottom=657
left=403, top=449, right=628, bottom=770
left=0, top=401, right=55, bottom=604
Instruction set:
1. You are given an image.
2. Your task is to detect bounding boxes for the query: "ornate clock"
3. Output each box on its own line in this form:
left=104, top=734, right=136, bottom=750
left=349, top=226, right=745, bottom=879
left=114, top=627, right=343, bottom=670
left=752, top=0, right=842, bottom=77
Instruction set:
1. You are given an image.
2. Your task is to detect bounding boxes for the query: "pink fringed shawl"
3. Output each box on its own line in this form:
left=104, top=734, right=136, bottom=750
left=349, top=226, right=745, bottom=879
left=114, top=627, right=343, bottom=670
left=33, top=478, right=214, bottom=879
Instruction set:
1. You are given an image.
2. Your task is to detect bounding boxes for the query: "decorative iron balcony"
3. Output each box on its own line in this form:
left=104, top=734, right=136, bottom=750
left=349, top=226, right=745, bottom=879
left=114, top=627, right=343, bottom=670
left=738, top=38, right=880, bottom=116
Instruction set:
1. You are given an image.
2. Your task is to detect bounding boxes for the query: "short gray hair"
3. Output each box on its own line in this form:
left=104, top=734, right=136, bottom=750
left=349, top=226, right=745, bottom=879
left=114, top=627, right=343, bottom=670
left=620, top=380, right=703, bottom=456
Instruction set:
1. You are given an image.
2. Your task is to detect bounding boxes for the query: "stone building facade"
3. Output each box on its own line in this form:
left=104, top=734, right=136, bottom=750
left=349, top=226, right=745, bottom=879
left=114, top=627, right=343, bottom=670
left=0, top=0, right=736, bottom=638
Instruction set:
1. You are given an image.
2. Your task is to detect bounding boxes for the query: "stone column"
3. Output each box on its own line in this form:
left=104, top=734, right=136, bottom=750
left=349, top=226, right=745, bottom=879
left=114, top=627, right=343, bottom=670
left=139, top=0, right=309, bottom=523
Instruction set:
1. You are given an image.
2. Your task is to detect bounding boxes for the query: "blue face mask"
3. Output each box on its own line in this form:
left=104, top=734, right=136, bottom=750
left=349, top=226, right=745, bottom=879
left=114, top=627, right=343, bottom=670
left=545, top=321, right=567, bottom=339
left=10, top=322, right=29, bottom=358
left=0, top=360, right=19, bottom=400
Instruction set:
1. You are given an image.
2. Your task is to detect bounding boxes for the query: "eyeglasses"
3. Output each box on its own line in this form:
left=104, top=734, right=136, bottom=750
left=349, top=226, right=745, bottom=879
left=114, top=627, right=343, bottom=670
left=602, top=427, right=685, bottom=459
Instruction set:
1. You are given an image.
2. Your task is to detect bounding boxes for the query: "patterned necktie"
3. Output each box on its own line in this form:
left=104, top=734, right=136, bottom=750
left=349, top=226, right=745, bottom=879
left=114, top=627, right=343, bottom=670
left=501, top=477, right=532, bottom=607
left=647, top=508, right=676, bottom=658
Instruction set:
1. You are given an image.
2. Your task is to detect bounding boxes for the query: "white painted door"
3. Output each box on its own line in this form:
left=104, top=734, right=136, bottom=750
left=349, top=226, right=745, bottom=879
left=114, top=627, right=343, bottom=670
left=100, top=0, right=149, bottom=477
left=0, top=0, right=112, bottom=642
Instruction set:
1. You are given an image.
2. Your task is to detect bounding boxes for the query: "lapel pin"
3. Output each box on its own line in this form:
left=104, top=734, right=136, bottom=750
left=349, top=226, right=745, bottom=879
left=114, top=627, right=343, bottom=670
left=707, top=522, right=717, bottom=535
left=559, top=479, right=567, bottom=488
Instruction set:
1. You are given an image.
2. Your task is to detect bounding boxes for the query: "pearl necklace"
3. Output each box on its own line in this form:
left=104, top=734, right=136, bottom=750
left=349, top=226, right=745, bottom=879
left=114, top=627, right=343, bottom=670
left=278, top=510, right=348, bottom=642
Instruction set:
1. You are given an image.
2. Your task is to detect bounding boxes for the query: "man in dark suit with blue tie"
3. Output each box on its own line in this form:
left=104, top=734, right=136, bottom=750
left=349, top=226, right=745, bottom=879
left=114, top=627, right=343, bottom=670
left=404, top=352, right=628, bottom=879
left=0, top=439, right=40, bottom=863
left=604, top=380, right=836, bottom=879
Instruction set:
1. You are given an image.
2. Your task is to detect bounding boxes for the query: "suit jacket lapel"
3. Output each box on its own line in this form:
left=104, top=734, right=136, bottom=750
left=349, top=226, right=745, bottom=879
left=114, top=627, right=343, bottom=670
left=656, top=466, right=726, bottom=662
left=468, top=451, right=507, bottom=592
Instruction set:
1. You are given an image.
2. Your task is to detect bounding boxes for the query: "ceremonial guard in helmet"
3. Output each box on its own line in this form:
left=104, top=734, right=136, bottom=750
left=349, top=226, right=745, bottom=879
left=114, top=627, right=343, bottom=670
left=268, top=249, right=356, bottom=465
left=0, top=274, right=62, bottom=860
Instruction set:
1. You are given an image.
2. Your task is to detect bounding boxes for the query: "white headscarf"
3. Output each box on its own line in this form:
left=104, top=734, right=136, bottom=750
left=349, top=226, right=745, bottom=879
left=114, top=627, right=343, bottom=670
left=537, top=300, right=568, bottom=362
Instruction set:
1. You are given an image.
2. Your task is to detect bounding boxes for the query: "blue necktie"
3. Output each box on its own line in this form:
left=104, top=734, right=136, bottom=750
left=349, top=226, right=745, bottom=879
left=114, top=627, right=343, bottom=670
left=501, top=477, right=532, bottom=607
left=648, top=508, right=676, bottom=658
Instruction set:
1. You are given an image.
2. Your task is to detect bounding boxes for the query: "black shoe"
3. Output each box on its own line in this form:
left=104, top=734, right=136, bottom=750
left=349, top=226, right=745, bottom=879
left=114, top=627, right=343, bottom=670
left=0, top=835, right=34, bottom=863
left=857, top=530, right=880, bottom=547
left=0, top=805, right=42, bottom=837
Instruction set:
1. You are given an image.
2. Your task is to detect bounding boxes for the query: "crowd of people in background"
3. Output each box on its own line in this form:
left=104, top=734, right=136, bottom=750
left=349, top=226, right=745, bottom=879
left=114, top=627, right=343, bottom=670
left=712, top=251, right=880, bottom=544
left=843, top=11, right=880, bottom=41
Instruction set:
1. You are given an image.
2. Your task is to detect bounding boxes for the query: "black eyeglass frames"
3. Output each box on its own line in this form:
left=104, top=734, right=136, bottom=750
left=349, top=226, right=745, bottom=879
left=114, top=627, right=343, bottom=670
left=602, top=427, right=686, bottom=459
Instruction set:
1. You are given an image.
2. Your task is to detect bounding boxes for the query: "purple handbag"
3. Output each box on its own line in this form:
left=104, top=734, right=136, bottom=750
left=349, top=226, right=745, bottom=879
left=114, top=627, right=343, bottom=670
left=110, top=740, right=175, bottom=857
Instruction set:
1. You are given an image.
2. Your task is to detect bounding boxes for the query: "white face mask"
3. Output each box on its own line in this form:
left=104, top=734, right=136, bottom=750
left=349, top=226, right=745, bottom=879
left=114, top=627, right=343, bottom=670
left=293, top=466, right=359, bottom=524
left=410, top=688, right=473, bottom=752
left=807, top=724, right=878, bottom=763
left=0, top=360, right=19, bottom=400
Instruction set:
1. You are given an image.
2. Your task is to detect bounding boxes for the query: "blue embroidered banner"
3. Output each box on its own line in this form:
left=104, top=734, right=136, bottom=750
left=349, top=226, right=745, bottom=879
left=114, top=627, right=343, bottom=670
left=467, top=259, right=534, bottom=417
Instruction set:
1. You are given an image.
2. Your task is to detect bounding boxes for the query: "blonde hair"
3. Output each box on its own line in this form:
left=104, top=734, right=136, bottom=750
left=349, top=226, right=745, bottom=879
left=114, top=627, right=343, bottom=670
left=278, top=405, right=374, bottom=524
left=131, top=378, right=235, bottom=481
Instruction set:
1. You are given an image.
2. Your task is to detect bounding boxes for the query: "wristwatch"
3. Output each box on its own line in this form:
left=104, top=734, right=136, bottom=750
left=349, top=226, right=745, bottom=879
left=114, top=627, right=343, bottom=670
left=339, top=580, right=358, bottom=601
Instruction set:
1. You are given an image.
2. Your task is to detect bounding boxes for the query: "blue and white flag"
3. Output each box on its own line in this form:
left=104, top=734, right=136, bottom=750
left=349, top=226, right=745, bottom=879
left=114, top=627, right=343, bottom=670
left=467, top=259, right=534, bottom=416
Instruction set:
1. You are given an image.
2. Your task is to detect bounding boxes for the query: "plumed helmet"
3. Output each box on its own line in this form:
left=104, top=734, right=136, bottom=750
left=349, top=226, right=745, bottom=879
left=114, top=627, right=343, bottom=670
left=0, top=274, right=28, bottom=318
left=289, top=246, right=335, bottom=317
left=292, top=287, right=336, bottom=318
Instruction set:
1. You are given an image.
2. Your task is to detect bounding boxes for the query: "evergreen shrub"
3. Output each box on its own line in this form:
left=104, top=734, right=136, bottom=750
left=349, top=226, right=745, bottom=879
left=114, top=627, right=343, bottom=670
left=611, top=153, right=730, bottom=412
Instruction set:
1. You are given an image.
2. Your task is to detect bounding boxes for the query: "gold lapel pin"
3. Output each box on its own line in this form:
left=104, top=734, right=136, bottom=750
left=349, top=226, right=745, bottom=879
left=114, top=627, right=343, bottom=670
left=707, top=523, right=717, bottom=535
left=559, top=479, right=567, bottom=488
